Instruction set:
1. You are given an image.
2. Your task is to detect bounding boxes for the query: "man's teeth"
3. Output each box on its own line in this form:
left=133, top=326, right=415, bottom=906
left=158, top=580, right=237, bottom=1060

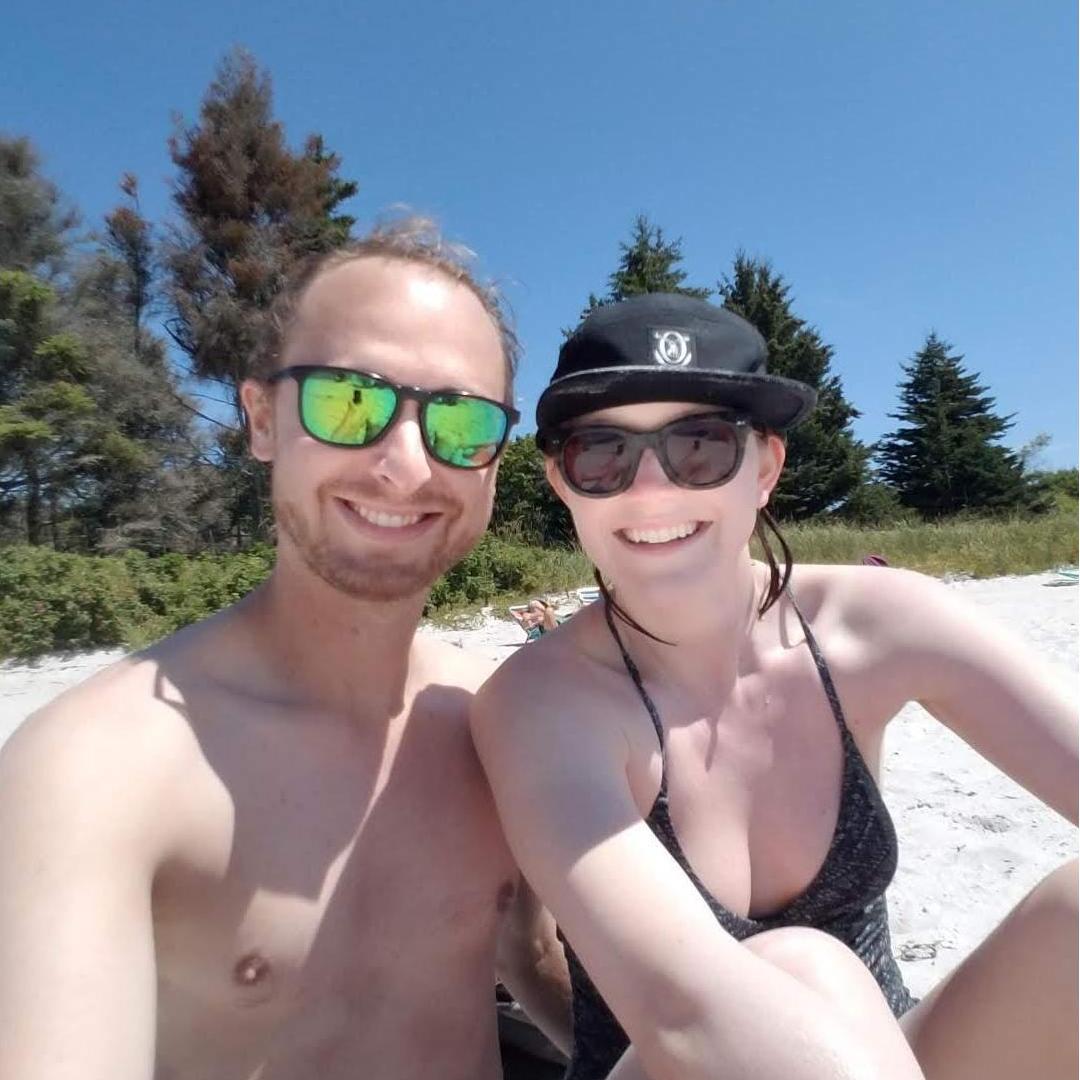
left=623, top=522, right=700, bottom=545
left=348, top=503, right=424, bottom=528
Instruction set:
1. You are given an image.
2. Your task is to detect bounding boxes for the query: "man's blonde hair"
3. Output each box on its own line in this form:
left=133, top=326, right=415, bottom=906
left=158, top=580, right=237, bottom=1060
left=252, top=214, right=520, bottom=392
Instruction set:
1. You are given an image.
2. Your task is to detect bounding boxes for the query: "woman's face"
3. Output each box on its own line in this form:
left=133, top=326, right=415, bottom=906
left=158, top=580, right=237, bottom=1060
left=544, top=400, right=785, bottom=596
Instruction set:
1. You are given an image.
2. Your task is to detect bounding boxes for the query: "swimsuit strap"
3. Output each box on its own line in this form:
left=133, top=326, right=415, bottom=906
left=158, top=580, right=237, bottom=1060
left=602, top=601, right=669, bottom=793
left=783, top=586, right=851, bottom=740
left=603, top=584, right=852, bottom=788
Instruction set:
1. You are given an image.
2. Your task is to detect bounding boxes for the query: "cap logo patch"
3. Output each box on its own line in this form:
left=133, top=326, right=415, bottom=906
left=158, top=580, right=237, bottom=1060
left=651, top=328, right=694, bottom=367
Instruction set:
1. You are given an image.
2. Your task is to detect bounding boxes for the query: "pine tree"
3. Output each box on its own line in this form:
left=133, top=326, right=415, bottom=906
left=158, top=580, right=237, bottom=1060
left=0, top=145, right=214, bottom=552
left=66, top=260, right=205, bottom=552
left=101, top=174, right=154, bottom=359
left=300, top=134, right=359, bottom=250
left=491, top=435, right=574, bottom=547
left=0, top=136, right=78, bottom=278
left=876, top=333, right=1033, bottom=517
left=165, top=47, right=359, bottom=406
left=579, top=215, right=710, bottom=321
left=0, top=271, right=100, bottom=546
left=718, top=255, right=867, bottom=519
left=163, top=47, right=359, bottom=545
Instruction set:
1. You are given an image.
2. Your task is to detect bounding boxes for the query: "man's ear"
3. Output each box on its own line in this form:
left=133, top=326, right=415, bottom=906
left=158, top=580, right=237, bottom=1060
left=756, top=432, right=786, bottom=509
left=240, top=378, right=275, bottom=463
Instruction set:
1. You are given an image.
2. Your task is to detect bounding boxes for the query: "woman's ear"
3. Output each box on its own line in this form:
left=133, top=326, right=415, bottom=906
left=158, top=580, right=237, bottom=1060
left=240, top=378, right=276, bottom=463
left=756, top=432, right=786, bottom=509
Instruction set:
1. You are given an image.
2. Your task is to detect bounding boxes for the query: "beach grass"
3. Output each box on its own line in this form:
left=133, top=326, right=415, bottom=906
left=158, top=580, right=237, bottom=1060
left=1, top=510, right=1076, bottom=657
left=779, top=510, right=1079, bottom=579
left=432, top=508, right=1079, bottom=621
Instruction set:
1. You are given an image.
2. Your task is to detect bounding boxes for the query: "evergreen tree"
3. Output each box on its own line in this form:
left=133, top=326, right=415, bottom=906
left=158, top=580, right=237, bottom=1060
left=163, top=47, right=359, bottom=545
left=0, top=143, right=219, bottom=553
left=876, top=333, right=1034, bottom=517
left=0, top=153, right=210, bottom=552
left=718, top=255, right=867, bottom=519
left=102, top=173, right=154, bottom=359
left=0, top=136, right=78, bottom=278
left=66, top=250, right=207, bottom=553
left=579, top=215, right=710, bottom=321
left=0, top=261, right=203, bottom=553
left=491, top=435, right=574, bottom=547
left=164, top=47, right=358, bottom=406
left=301, top=134, right=359, bottom=250
left=0, top=271, right=101, bottom=546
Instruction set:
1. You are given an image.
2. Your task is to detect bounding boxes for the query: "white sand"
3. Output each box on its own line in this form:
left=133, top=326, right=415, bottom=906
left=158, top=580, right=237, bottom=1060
left=1, top=572, right=1076, bottom=998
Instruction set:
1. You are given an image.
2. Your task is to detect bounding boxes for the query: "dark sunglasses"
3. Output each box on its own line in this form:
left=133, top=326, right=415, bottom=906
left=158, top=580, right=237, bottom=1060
left=542, top=411, right=751, bottom=497
left=267, top=365, right=519, bottom=469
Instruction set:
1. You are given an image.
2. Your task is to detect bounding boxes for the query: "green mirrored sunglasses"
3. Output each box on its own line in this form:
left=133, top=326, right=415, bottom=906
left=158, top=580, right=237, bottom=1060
left=268, top=365, right=519, bottom=469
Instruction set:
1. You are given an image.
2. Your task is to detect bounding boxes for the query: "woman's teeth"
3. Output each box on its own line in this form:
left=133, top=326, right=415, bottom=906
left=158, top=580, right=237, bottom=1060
left=348, top=503, right=424, bottom=528
left=622, top=522, right=700, bottom=545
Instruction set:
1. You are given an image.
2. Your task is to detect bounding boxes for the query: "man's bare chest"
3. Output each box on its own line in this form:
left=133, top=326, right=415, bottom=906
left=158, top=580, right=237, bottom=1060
left=150, top=706, right=514, bottom=1061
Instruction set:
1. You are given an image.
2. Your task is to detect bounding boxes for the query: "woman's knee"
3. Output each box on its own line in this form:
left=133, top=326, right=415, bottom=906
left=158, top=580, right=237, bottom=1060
left=743, top=927, right=882, bottom=1005
left=745, top=928, right=921, bottom=1075
left=1015, top=857, right=1078, bottom=935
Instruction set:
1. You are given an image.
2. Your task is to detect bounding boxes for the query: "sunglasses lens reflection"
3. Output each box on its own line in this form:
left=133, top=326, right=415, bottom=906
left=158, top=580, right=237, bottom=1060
left=424, top=395, right=509, bottom=468
left=300, top=370, right=397, bottom=446
left=561, top=416, right=743, bottom=495
left=663, top=416, right=741, bottom=487
left=563, top=429, right=632, bottom=494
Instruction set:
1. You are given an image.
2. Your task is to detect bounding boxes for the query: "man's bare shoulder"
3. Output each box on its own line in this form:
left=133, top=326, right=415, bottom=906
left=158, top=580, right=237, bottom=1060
left=1, top=617, right=232, bottom=829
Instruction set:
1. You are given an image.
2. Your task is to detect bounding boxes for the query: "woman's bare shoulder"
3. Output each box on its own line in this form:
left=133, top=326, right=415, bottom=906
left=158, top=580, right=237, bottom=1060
left=481, top=606, right=608, bottom=691
left=471, top=605, right=632, bottom=759
left=784, top=564, right=1025, bottom=701
left=787, top=562, right=946, bottom=634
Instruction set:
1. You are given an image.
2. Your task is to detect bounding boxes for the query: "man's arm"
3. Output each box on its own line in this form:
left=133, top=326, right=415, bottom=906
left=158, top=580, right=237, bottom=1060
left=495, top=874, right=572, bottom=1056
left=0, top=696, right=169, bottom=1080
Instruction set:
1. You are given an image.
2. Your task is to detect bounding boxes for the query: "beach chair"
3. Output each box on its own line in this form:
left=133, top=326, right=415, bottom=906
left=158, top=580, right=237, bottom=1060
left=1046, top=566, right=1079, bottom=587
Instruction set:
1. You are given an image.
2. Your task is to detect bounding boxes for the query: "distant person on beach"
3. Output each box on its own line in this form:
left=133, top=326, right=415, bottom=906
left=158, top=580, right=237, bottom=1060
left=0, top=220, right=571, bottom=1080
left=511, top=599, right=560, bottom=641
left=472, top=294, right=1078, bottom=1080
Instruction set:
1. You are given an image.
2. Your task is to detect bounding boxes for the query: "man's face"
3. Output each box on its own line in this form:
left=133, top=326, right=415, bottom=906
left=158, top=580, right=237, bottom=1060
left=242, top=257, right=509, bottom=602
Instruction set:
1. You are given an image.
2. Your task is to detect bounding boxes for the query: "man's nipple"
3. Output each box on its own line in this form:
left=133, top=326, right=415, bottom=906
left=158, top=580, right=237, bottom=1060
left=232, top=951, right=275, bottom=1003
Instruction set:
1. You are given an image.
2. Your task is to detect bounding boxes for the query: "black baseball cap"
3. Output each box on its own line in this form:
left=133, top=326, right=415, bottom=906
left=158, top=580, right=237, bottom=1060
left=536, top=293, right=816, bottom=433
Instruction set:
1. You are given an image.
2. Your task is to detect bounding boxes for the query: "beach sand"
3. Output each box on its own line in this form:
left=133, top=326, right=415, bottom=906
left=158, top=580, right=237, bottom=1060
left=1, top=571, right=1076, bottom=998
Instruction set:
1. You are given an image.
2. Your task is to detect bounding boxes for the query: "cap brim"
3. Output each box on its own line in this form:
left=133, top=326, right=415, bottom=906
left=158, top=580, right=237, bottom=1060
left=536, top=367, right=817, bottom=432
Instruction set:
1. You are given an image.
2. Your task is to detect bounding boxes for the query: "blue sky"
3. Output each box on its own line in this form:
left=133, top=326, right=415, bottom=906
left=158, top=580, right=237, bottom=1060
left=4, top=0, right=1077, bottom=467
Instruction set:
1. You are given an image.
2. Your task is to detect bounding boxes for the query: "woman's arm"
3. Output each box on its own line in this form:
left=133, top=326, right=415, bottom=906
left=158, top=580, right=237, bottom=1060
left=857, top=569, right=1078, bottom=824
left=471, top=657, right=912, bottom=1080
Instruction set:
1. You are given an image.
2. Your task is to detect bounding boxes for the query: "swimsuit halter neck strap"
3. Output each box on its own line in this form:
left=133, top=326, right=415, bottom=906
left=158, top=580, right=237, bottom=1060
left=602, top=600, right=669, bottom=790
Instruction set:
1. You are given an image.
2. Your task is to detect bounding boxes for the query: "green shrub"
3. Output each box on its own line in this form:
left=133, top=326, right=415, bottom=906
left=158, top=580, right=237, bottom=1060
left=836, top=482, right=919, bottom=526
left=3, top=508, right=1073, bottom=660
left=0, top=547, right=143, bottom=658
left=425, top=534, right=592, bottom=616
left=0, top=545, right=275, bottom=659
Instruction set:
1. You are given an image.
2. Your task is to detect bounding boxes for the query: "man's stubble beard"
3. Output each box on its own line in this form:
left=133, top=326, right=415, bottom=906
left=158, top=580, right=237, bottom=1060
left=274, top=488, right=488, bottom=603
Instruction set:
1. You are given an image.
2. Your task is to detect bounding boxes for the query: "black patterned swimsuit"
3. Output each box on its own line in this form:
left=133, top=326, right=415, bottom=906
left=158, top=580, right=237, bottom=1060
left=558, top=595, right=916, bottom=1080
